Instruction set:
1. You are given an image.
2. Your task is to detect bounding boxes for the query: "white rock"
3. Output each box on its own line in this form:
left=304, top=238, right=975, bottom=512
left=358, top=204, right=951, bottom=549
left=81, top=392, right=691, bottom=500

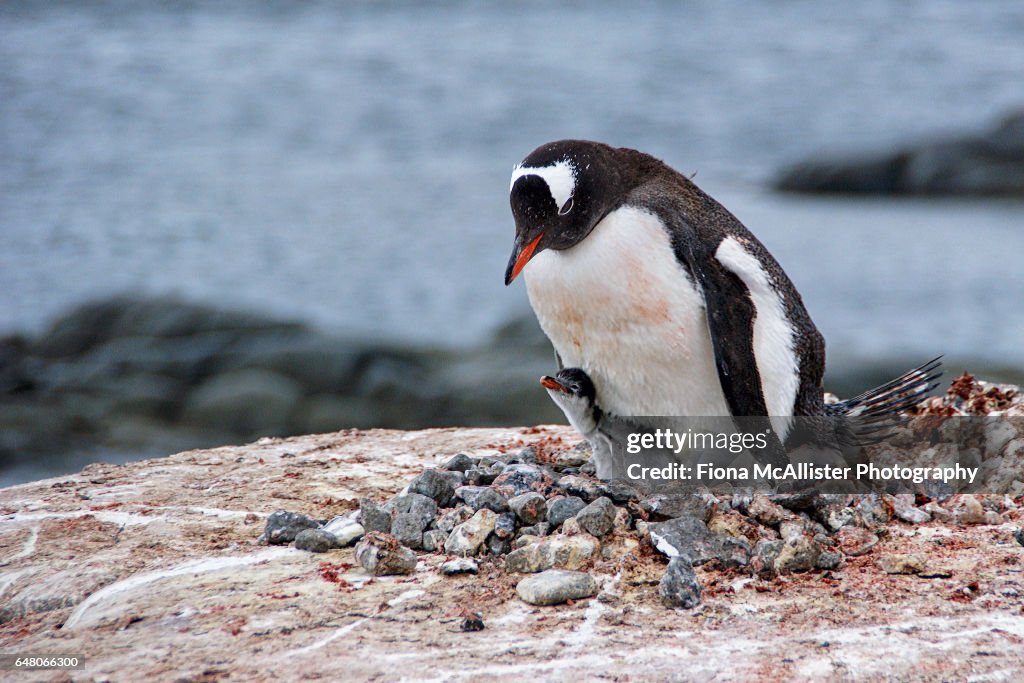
left=440, top=558, right=479, bottom=575
left=323, top=512, right=365, bottom=547
left=444, top=508, right=497, bottom=556
left=895, top=506, right=931, bottom=525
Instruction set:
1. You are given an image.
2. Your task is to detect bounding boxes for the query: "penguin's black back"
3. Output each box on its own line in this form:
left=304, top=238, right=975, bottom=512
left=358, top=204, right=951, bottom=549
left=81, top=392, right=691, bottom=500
left=617, top=146, right=827, bottom=417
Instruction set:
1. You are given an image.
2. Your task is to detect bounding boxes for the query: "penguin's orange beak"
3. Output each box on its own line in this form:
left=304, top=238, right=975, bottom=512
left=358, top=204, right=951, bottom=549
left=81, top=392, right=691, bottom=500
left=540, top=375, right=568, bottom=393
left=504, top=232, right=544, bottom=285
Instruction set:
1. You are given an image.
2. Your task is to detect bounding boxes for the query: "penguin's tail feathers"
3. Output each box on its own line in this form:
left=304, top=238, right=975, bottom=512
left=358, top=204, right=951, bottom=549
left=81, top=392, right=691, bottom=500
left=826, top=356, right=943, bottom=419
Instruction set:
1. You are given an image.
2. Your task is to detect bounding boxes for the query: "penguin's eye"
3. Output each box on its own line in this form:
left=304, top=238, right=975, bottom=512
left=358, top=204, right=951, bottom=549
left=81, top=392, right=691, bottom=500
left=558, top=197, right=574, bottom=216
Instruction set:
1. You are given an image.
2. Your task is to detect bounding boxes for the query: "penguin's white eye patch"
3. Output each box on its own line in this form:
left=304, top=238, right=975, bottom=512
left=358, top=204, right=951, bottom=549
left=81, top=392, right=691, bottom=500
left=558, top=197, right=574, bottom=216
left=510, top=159, right=577, bottom=213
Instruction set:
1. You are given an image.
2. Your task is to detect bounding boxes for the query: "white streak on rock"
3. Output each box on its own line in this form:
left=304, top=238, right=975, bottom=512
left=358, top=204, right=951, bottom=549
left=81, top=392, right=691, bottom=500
left=288, top=589, right=423, bottom=657
left=63, top=547, right=295, bottom=630
left=566, top=587, right=604, bottom=647
left=387, top=588, right=425, bottom=607
left=9, top=510, right=167, bottom=527
left=287, top=618, right=368, bottom=656
left=489, top=605, right=530, bottom=626
left=86, top=485, right=144, bottom=500
left=0, top=525, right=38, bottom=566
left=158, top=506, right=262, bottom=521
left=0, top=569, right=28, bottom=597
left=649, top=530, right=678, bottom=558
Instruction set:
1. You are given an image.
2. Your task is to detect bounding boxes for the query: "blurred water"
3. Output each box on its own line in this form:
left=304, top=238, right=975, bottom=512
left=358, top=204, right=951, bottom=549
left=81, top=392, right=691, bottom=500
left=2, top=1, right=1023, bottom=368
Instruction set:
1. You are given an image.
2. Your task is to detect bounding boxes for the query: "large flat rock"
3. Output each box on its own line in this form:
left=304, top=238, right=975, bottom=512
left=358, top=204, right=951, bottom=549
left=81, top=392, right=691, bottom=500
left=1, top=426, right=1023, bottom=681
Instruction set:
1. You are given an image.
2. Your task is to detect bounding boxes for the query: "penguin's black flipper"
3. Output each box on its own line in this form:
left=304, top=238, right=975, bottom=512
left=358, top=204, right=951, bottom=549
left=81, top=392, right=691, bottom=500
left=681, top=245, right=770, bottom=418
left=678, top=242, right=790, bottom=467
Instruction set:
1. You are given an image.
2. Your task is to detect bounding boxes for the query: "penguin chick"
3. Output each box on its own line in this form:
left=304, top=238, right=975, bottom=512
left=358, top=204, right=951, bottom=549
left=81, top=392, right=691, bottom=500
left=540, top=368, right=621, bottom=480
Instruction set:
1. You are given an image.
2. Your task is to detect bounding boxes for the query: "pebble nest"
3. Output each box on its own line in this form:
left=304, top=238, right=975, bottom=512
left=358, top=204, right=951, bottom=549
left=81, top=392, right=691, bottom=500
left=262, top=373, right=1024, bottom=612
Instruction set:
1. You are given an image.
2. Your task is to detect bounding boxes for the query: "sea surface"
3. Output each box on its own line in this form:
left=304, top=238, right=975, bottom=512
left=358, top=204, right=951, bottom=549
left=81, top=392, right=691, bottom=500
left=3, top=1, right=1024, bottom=373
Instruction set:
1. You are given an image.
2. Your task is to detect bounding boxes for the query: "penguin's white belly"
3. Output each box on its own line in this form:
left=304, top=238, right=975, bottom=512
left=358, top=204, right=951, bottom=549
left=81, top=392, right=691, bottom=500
left=523, top=206, right=731, bottom=417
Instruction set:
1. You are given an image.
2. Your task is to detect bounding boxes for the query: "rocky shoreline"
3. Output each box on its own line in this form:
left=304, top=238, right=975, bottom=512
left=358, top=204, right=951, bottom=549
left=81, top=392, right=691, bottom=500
left=774, top=109, right=1024, bottom=196
left=0, top=296, right=563, bottom=485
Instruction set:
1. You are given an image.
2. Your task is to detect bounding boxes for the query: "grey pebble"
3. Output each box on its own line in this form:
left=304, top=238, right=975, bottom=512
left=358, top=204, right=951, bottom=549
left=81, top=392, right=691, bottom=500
left=556, top=475, right=602, bottom=502
left=436, top=506, right=474, bottom=533
left=509, top=492, right=548, bottom=526
left=444, top=509, right=498, bottom=556
left=409, top=468, right=456, bottom=506
left=294, top=528, right=338, bottom=553
left=444, top=453, right=477, bottom=473
left=465, top=465, right=503, bottom=486
left=390, top=512, right=425, bottom=549
left=494, top=512, right=518, bottom=540
left=816, top=550, right=843, bottom=570
left=648, top=516, right=750, bottom=568
left=261, top=510, right=319, bottom=545
left=384, top=493, right=438, bottom=529
left=358, top=499, right=392, bottom=534
left=456, top=486, right=509, bottom=513
left=659, top=557, right=702, bottom=609
left=595, top=481, right=641, bottom=505
left=478, top=454, right=513, bottom=467
left=516, top=569, right=598, bottom=606
left=438, top=469, right=465, bottom=489
left=513, top=446, right=537, bottom=464
left=774, top=535, right=822, bottom=573
left=491, top=464, right=548, bottom=497
left=518, top=522, right=551, bottom=538
left=640, top=494, right=714, bottom=523
left=895, top=506, right=932, bottom=525
left=321, top=513, right=364, bottom=547
left=422, top=528, right=449, bottom=552
left=576, top=496, right=616, bottom=537
left=754, top=539, right=784, bottom=568
left=488, top=534, right=512, bottom=556
left=547, top=496, right=586, bottom=527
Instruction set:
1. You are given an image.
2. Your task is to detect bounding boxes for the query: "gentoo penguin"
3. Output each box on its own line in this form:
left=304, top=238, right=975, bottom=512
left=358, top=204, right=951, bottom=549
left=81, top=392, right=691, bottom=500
left=506, top=140, right=939, bottom=462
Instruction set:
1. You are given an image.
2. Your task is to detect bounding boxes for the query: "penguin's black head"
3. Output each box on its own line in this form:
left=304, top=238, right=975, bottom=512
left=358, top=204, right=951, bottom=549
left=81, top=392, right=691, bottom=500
left=539, top=367, right=596, bottom=403
left=505, top=140, right=624, bottom=285
left=540, top=367, right=601, bottom=435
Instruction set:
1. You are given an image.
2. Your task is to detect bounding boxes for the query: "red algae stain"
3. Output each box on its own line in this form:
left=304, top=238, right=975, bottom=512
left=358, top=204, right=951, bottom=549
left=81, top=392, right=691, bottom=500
left=317, top=562, right=356, bottom=592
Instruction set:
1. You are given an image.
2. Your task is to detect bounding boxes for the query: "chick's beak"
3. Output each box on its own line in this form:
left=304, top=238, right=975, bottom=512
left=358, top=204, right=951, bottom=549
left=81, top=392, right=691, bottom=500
left=540, top=375, right=569, bottom=393
left=504, top=232, right=544, bottom=285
